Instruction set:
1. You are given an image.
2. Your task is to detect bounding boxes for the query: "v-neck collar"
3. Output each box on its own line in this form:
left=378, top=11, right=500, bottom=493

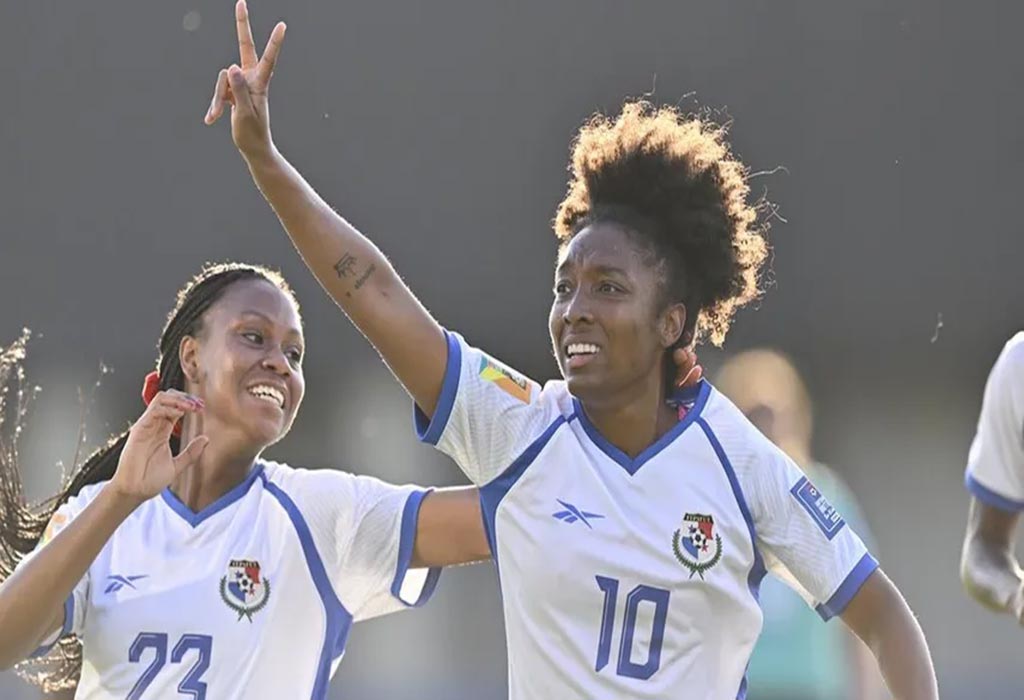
left=160, top=462, right=266, bottom=528
left=572, top=380, right=711, bottom=476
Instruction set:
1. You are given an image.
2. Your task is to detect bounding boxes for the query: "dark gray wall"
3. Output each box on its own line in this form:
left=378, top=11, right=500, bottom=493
left=2, top=0, right=1020, bottom=697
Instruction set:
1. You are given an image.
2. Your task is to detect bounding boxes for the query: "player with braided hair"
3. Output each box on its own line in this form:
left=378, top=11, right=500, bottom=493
left=0, top=262, right=492, bottom=697
left=206, top=3, right=937, bottom=697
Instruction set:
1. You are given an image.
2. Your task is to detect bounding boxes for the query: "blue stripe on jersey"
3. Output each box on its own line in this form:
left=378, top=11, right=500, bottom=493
left=479, top=415, right=572, bottom=564
left=965, top=472, right=1024, bottom=512
left=696, top=417, right=767, bottom=700
left=260, top=474, right=353, bottom=700
left=160, top=463, right=266, bottom=528
left=573, top=380, right=712, bottom=476
left=29, top=594, right=74, bottom=658
left=392, top=489, right=443, bottom=606
left=815, top=552, right=880, bottom=621
left=414, top=331, right=463, bottom=446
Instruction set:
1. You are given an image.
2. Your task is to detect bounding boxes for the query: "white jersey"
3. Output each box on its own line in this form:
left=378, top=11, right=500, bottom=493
left=24, top=460, right=439, bottom=699
left=966, top=332, right=1024, bottom=510
left=416, top=332, right=877, bottom=699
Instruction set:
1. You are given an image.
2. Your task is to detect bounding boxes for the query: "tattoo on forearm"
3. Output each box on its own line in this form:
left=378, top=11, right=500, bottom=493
left=354, top=264, right=377, bottom=290
left=334, top=253, right=357, bottom=278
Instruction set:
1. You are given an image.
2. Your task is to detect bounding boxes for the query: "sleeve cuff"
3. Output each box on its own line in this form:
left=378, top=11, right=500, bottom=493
left=30, top=594, right=74, bottom=658
left=965, top=472, right=1024, bottom=512
left=413, top=331, right=462, bottom=446
left=391, top=490, right=442, bottom=608
left=815, top=552, right=879, bottom=621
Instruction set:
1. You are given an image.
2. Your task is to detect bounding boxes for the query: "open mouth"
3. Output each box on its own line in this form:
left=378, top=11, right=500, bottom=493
left=564, top=342, right=600, bottom=368
left=248, top=384, right=286, bottom=410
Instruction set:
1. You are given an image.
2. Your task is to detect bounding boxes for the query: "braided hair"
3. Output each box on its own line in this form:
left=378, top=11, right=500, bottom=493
left=0, top=262, right=296, bottom=691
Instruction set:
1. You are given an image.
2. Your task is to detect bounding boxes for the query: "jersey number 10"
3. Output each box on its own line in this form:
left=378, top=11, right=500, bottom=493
left=594, top=576, right=670, bottom=680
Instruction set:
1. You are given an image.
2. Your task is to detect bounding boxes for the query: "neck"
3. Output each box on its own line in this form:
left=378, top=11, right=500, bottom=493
left=170, top=429, right=261, bottom=513
left=578, top=374, right=679, bottom=459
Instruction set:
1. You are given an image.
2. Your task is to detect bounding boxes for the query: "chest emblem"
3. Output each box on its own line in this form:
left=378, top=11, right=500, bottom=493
left=672, top=512, right=723, bottom=579
left=219, top=558, right=271, bottom=622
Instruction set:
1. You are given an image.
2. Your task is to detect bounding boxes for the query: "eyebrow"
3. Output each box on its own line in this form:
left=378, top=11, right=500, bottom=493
left=238, top=310, right=303, bottom=340
left=555, top=260, right=630, bottom=277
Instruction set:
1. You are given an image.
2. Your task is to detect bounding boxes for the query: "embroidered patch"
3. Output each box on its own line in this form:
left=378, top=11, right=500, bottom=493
left=478, top=356, right=531, bottom=403
left=672, top=512, right=723, bottom=579
left=219, top=559, right=271, bottom=622
left=790, top=477, right=846, bottom=540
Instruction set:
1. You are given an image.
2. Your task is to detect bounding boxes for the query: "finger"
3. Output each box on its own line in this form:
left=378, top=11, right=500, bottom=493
left=205, top=69, right=231, bottom=124
left=235, top=0, right=258, bottom=69
left=256, top=22, right=287, bottom=86
left=227, top=64, right=256, bottom=115
left=173, top=435, right=210, bottom=475
left=158, top=389, right=204, bottom=409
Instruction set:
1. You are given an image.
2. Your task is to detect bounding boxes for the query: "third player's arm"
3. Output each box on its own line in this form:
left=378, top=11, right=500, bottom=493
left=207, top=2, right=448, bottom=417
left=960, top=497, right=1024, bottom=620
left=840, top=569, right=939, bottom=700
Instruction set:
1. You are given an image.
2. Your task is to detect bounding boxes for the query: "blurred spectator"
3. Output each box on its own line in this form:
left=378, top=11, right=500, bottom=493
left=715, top=349, right=884, bottom=700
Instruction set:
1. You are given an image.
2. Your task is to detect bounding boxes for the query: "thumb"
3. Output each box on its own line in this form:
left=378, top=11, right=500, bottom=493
left=173, top=435, right=209, bottom=475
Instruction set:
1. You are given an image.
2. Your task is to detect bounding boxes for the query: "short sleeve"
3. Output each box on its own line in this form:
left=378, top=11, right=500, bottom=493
left=282, top=468, right=441, bottom=623
left=413, top=331, right=555, bottom=486
left=750, top=448, right=878, bottom=621
left=18, top=487, right=98, bottom=655
left=965, top=333, right=1024, bottom=511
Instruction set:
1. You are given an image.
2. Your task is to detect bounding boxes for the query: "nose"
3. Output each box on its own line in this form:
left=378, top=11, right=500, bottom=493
left=261, top=347, right=292, bottom=376
left=562, top=288, right=594, bottom=326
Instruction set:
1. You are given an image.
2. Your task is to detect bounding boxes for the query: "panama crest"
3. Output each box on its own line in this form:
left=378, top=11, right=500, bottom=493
left=219, top=559, right=271, bottom=622
left=672, top=513, right=723, bottom=579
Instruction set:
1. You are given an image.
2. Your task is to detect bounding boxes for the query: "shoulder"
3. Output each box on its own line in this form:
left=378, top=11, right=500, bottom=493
left=992, top=332, right=1024, bottom=380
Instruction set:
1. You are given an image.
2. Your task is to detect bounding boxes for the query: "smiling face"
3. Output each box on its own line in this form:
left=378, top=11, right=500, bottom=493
left=180, top=279, right=305, bottom=452
left=549, top=222, right=686, bottom=406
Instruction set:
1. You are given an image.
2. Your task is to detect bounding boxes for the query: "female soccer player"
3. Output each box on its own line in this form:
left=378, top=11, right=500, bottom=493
left=0, top=262, right=491, bottom=698
left=961, top=331, right=1024, bottom=622
left=207, top=3, right=938, bottom=697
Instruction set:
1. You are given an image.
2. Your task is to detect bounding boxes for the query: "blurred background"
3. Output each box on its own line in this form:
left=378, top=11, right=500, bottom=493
left=1, top=0, right=1020, bottom=697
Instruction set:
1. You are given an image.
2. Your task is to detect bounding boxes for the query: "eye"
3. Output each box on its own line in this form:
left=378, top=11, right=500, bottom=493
left=287, top=348, right=304, bottom=366
left=598, top=281, right=623, bottom=294
left=554, top=280, right=572, bottom=296
left=241, top=331, right=264, bottom=344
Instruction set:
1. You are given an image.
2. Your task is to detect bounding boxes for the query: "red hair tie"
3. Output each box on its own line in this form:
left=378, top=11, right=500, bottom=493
left=141, top=370, right=182, bottom=437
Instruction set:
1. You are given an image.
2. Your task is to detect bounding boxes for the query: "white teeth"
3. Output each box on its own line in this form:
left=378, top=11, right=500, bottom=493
left=566, top=343, right=600, bottom=357
left=248, top=385, right=285, bottom=408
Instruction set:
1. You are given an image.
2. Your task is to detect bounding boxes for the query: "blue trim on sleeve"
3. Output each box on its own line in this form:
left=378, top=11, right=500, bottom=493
left=696, top=417, right=767, bottom=700
left=480, top=415, right=571, bottom=563
left=573, top=380, right=711, bottom=476
left=413, top=331, right=462, bottom=446
left=160, top=463, right=265, bottom=528
left=815, top=552, right=880, bottom=621
left=261, top=473, right=353, bottom=699
left=29, top=594, right=74, bottom=659
left=965, top=472, right=1024, bottom=512
left=391, top=490, right=442, bottom=607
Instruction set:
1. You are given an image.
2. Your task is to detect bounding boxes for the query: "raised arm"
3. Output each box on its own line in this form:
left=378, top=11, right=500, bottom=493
left=0, top=392, right=207, bottom=668
left=840, top=569, right=939, bottom=700
left=204, top=1, right=448, bottom=417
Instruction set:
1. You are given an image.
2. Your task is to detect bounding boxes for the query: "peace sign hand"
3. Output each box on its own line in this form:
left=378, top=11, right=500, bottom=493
left=204, top=0, right=286, bottom=159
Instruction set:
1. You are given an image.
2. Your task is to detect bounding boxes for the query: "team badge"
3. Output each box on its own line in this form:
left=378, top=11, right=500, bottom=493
left=672, top=512, right=723, bottom=579
left=478, top=356, right=532, bottom=403
left=219, top=559, right=271, bottom=622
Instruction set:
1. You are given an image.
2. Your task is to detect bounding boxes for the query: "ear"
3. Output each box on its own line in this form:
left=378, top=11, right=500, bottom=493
left=659, top=302, right=687, bottom=349
left=178, top=335, right=202, bottom=384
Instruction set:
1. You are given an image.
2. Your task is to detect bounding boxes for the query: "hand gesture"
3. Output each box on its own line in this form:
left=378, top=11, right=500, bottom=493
left=111, top=391, right=208, bottom=503
left=204, top=0, right=286, bottom=159
left=672, top=347, right=704, bottom=390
